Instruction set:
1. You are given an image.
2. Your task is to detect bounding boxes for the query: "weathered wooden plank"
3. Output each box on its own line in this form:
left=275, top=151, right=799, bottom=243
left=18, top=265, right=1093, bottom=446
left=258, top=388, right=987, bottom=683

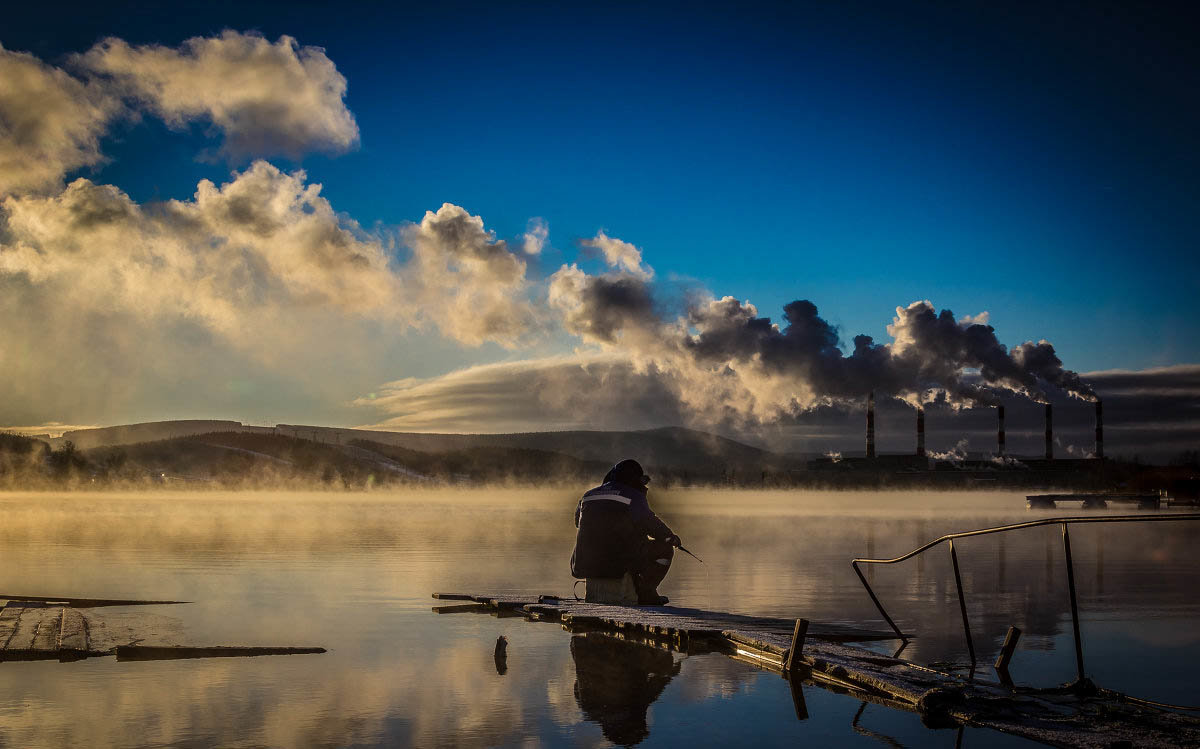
left=476, top=594, right=898, bottom=641
left=0, top=606, right=22, bottom=649
left=0, top=594, right=187, bottom=608
left=30, top=609, right=60, bottom=651
left=57, top=608, right=88, bottom=651
left=725, top=630, right=788, bottom=656
left=1, top=604, right=62, bottom=652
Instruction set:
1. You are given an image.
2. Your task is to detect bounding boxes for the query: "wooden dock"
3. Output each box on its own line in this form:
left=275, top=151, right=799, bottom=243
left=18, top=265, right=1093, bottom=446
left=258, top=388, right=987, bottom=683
left=0, top=596, right=324, bottom=662
left=1027, top=493, right=1162, bottom=510
left=434, top=591, right=1200, bottom=748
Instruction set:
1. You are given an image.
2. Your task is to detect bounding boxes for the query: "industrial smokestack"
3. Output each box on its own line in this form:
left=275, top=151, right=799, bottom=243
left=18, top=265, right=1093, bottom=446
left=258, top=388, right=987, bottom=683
left=998, top=405, right=1005, bottom=456
left=916, top=405, right=925, bottom=457
left=1045, top=403, right=1054, bottom=460
left=866, top=391, right=876, bottom=459
left=1095, top=400, right=1104, bottom=459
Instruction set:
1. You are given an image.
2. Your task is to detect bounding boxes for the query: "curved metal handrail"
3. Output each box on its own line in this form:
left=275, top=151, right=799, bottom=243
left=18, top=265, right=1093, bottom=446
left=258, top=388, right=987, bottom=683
left=851, top=512, right=1200, bottom=680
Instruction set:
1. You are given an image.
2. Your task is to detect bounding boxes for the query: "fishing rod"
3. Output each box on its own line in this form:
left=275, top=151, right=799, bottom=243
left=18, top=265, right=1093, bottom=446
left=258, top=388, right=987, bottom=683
left=676, top=544, right=705, bottom=564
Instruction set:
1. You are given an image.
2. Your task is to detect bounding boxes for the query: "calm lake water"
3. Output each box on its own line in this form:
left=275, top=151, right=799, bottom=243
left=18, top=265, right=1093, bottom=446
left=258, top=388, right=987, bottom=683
left=1, top=489, right=1197, bottom=747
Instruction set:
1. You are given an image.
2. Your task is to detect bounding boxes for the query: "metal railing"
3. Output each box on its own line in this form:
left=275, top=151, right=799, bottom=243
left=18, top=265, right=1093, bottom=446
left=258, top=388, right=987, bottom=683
left=851, top=513, right=1200, bottom=682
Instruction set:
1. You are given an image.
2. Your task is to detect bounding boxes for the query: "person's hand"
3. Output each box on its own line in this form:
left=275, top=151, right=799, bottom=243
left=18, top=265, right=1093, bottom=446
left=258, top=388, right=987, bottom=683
left=666, top=534, right=682, bottom=548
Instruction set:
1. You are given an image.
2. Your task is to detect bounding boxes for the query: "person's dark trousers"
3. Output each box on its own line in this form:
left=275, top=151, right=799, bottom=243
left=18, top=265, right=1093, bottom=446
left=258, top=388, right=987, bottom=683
left=632, top=538, right=674, bottom=604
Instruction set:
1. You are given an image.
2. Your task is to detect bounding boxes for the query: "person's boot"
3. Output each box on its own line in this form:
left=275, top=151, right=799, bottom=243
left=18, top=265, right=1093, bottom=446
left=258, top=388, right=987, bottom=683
left=633, top=574, right=669, bottom=606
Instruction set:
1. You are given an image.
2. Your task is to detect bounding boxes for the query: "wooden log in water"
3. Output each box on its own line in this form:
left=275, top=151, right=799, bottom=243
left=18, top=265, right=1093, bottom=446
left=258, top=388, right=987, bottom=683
left=0, top=594, right=188, bottom=608
left=114, top=645, right=326, bottom=661
left=993, top=625, right=1021, bottom=672
left=785, top=618, right=809, bottom=673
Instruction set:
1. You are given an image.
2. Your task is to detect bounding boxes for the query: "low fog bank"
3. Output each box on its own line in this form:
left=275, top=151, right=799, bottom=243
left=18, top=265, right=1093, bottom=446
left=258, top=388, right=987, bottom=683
left=1, top=427, right=1196, bottom=496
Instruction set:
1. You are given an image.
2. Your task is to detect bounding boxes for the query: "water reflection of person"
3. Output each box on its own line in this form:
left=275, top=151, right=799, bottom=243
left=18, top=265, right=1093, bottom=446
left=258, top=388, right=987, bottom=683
left=571, top=634, right=681, bottom=746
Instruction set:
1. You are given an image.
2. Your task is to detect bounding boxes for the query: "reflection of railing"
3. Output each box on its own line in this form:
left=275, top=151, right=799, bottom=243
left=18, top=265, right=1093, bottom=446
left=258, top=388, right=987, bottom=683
left=851, top=513, right=1200, bottom=682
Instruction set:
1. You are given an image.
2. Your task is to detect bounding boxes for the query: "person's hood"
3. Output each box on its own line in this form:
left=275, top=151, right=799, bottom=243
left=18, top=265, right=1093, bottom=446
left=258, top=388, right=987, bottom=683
left=603, top=458, right=648, bottom=488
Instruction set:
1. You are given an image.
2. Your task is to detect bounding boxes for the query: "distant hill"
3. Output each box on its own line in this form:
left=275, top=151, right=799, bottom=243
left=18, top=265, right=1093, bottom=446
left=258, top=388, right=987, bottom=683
left=55, top=419, right=792, bottom=478
left=52, top=420, right=264, bottom=449
left=277, top=424, right=790, bottom=477
left=85, top=432, right=398, bottom=487
left=49, top=417, right=796, bottom=482
left=349, top=439, right=608, bottom=482
left=78, top=431, right=615, bottom=487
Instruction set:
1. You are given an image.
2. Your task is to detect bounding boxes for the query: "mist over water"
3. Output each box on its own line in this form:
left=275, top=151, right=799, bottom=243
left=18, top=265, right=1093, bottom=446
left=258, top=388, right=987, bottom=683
left=1, top=488, right=1197, bottom=747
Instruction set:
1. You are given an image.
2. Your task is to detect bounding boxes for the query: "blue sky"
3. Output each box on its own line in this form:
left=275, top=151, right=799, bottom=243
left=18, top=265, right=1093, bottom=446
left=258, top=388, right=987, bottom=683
left=1, top=1, right=1197, bottom=433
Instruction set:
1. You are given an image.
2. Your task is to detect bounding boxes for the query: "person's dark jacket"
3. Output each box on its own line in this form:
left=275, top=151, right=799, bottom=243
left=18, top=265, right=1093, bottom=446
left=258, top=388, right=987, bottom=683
left=570, top=479, right=673, bottom=579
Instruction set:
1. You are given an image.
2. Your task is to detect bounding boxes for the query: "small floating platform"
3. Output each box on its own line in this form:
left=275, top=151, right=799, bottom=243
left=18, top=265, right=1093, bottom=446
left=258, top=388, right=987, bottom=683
left=1027, top=493, right=1162, bottom=510
left=0, top=597, right=325, bottom=662
left=434, top=591, right=1200, bottom=748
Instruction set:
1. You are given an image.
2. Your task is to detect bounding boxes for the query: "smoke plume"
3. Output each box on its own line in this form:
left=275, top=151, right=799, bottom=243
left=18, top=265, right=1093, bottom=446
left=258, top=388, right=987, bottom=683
left=541, top=246, right=1098, bottom=427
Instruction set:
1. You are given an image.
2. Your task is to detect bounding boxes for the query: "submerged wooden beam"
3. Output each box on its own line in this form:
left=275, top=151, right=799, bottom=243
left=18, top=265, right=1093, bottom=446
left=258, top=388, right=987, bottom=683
left=431, top=603, right=489, bottom=614
left=0, top=600, right=325, bottom=663
left=115, top=646, right=326, bottom=661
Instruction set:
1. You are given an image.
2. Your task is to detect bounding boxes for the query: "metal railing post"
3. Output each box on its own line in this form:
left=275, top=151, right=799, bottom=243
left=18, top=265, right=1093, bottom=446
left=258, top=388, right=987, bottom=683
left=852, top=561, right=907, bottom=641
left=1062, top=522, right=1086, bottom=682
left=949, top=538, right=976, bottom=665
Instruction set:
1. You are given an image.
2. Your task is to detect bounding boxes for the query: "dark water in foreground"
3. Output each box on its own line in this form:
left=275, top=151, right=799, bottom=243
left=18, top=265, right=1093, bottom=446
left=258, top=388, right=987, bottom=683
left=1, top=489, right=1197, bottom=747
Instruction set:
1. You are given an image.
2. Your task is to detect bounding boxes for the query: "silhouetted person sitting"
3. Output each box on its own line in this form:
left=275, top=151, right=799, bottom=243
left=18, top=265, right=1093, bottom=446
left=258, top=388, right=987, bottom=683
left=570, top=459, right=680, bottom=605
left=571, top=633, right=680, bottom=746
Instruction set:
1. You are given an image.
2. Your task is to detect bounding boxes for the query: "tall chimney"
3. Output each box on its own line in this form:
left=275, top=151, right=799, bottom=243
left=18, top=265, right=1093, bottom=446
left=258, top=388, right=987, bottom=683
left=998, top=405, right=1006, bottom=456
left=916, top=405, right=926, bottom=457
left=1095, top=400, right=1104, bottom=459
left=1045, top=403, right=1054, bottom=460
left=866, top=391, right=876, bottom=459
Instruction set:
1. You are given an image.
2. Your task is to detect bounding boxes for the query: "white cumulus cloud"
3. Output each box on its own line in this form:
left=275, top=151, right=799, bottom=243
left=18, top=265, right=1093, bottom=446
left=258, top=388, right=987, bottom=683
left=581, top=230, right=653, bottom=279
left=77, top=31, right=359, bottom=159
left=0, top=44, right=120, bottom=196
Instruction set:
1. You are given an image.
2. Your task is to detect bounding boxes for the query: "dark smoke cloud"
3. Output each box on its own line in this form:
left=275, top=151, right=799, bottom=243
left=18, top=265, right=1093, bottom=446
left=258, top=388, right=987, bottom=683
left=548, top=265, right=658, bottom=344
left=887, top=301, right=1097, bottom=404
left=549, top=268, right=1099, bottom=415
